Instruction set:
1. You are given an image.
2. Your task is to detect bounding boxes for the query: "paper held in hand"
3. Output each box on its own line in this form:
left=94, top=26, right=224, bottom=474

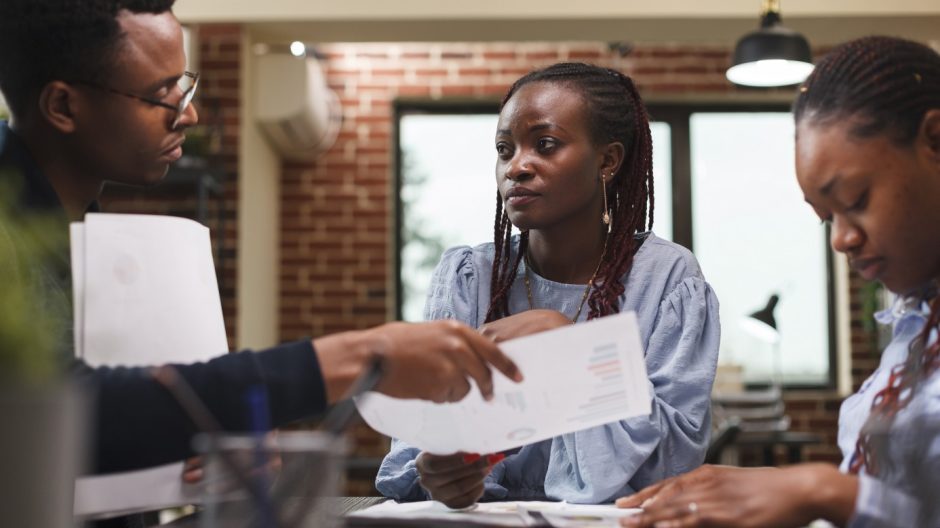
left=355, top=311, right=652, bottom=454
left=70, top=213, right=228, bottom=366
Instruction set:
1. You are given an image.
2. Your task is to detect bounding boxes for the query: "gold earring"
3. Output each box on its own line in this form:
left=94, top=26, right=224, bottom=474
left=601, top=174, right=611, bottom=231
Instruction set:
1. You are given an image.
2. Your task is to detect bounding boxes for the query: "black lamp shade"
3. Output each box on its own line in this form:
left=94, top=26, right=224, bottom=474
left=749, top=294, right=780, bottom=330
left=732, top=25, right=811, bottom=66
left=727, top=11, right=814, bottom=87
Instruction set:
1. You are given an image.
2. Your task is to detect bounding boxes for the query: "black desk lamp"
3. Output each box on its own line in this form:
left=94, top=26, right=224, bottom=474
left=750, top=294, right=779, bottom=330
left=740, top=294, right=782, bottom=386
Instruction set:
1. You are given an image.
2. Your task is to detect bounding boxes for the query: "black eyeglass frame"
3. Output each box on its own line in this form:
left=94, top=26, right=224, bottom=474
left=72, top=71, right=199, bottom=128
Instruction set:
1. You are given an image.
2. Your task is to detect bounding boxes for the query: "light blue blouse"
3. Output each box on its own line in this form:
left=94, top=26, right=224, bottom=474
left=375, top=233, right=721, bottom=504
left=839, top=295, right=940, bottom=527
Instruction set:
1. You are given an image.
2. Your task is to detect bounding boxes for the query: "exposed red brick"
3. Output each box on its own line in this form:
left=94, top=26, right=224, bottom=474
left=372, top=68, right=406, bottom=77
left=458, top=67, right=492, bottom=76
left=396, top=85, right=433, bottom=97
left=673, top=65, right=713, bottom=74
left=414, top=68, right=449, bottom=77
left=440, top=85, right=477, bottom=96
left=483, top=51, right=517, bottom=60
left=525, top=51, right=563, bottom=61
left=197, top=24, right=241, bottom=37
left=568, top=50, right=605, bottom=60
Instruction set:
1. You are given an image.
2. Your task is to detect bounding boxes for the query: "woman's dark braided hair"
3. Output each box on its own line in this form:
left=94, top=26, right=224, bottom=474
left=794, top=36, right=940, bottom=477
left=484, top=62, right=654, bottom=323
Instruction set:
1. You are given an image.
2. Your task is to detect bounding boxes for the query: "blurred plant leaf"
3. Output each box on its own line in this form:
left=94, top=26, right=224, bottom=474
left=0, top=172, right=64, bottom=383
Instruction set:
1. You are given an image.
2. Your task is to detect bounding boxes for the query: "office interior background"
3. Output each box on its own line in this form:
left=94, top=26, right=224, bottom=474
left=5, top=0, right=935, bottom=495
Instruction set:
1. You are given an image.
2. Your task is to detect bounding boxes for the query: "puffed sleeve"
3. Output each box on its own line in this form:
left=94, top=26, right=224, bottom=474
left=375, top=246, right=480, bottom=500
left=422, top=245, right=480, bottom=324
left=543, top=276, right=720, bottom=503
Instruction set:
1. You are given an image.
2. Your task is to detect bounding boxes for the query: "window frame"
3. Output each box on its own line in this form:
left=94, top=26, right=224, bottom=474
left=392, top=100, right=838, bottom=390
left=393, top=100, right=500, bottom=321
left=648, top=103, right=838, bottom=390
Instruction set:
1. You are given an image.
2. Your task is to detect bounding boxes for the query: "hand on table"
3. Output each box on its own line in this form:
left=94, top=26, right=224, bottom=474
left=616, top=463, right=855, bottom=528
left=181, top=455, right=205, bottom=484
left=180, top=433, right=282, bottom=486
left=416, top=451, right=505, bottom=509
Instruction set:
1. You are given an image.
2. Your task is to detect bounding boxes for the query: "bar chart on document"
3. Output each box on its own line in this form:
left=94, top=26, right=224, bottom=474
left=355, top=311, right=652, bottom=454
left=576, top=342, right=633, bottom=426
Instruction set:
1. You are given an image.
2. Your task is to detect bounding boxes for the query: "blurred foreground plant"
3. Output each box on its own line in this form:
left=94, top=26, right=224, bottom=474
left=0, top=173, right=66, bottom=383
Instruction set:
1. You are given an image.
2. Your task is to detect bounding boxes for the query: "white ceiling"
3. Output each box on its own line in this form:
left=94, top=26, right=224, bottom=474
left=174, top=0, right=940, bottom=45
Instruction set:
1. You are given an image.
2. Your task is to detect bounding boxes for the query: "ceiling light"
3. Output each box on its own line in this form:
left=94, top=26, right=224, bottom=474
left=727, top=0, right=814, bottom=88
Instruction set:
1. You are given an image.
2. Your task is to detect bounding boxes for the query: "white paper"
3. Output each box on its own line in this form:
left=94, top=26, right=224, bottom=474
left=355, top=311, right=652, bottom=454
left=76, top=213, right=227, bottom=366
left=349, top=500, right=528, bottom=527
left=70, top=213, right=230, bottom=518
left=534, top=502, right=642, bottom=528
left=73, top=462, right=201, bottom=519
left=347, top=500, right=641, bottom=527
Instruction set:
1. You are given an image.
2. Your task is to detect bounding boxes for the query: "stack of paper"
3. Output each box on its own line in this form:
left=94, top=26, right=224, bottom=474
left=70, top=213, right=229, bottom=519
left=355, top=311, right=652, bottom=455
left=347, top=500, right=641, bottom=527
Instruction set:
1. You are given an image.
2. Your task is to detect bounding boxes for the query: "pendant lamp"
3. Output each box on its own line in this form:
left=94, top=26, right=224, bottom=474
left=727, top=0, right=814, bottom=87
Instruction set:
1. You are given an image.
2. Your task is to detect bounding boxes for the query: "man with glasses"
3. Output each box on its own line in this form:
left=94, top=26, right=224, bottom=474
left=0, top=0, right=523, bottom=486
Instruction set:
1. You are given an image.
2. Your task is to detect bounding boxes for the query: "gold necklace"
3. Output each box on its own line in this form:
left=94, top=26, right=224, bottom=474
left=523, top=238, right=608, bottom=323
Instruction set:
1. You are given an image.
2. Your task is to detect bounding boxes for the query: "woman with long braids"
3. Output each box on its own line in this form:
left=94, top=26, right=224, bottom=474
left=618, top=36, right=940, bottom=527
left=376, top=63, right=720, bottom=507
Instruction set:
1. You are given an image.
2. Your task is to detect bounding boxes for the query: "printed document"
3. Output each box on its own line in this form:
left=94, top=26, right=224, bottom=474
left=355, top=311, right=651, bottom=454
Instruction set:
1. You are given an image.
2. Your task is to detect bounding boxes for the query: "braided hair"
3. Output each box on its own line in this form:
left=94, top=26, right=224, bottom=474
left=484, top=62, right=654, bottom=323
left=794, top=36, right=940, bottom=144
left=794, top=36, right=940, bottom=477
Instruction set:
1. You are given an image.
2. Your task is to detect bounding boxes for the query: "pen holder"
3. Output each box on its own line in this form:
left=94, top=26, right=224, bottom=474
left=194, top=431, right=346, bottom=528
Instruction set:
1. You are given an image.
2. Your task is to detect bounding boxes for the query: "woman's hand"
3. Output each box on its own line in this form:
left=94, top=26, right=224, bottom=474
left=181, top=432, right=283, bottom=490
left=479, top=309, right=571, bottom=343
left=615, top=464, right=735, bottom=511
left=617, top=464, right=856, bottom=528
left=181, top=455, right=205, bottom=484
left=416, top=451, right=503, bottom=509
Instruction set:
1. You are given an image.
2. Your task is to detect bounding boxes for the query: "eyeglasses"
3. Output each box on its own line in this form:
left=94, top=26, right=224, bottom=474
left=73, top=71, right=199, bottom=129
